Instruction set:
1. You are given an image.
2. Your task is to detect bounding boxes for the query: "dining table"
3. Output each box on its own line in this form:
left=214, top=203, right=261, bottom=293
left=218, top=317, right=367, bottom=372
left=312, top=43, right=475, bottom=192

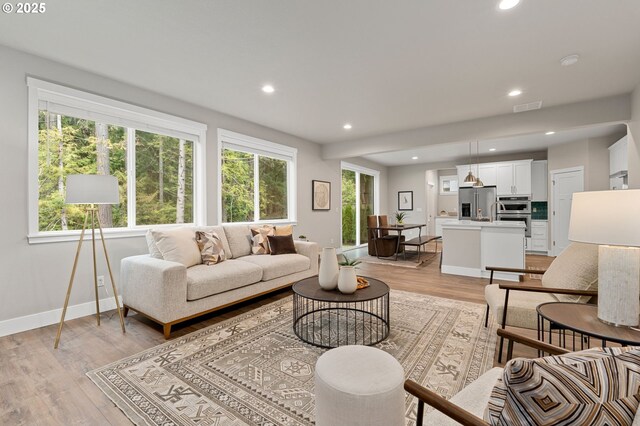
left=370, top=223, right=426, bottom=261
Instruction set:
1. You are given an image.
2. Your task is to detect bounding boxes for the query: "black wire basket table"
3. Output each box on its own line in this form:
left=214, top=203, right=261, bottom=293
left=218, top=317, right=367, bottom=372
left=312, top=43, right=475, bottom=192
left=292, top=276, right=390, bottom=348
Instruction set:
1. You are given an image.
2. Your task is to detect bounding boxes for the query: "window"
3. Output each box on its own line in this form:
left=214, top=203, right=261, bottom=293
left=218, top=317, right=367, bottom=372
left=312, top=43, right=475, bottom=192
left=439, top=176, right=458, bottom=195
left=218, top=129, right=296, bottom=223
left=28, top=78, right=206, bottom=243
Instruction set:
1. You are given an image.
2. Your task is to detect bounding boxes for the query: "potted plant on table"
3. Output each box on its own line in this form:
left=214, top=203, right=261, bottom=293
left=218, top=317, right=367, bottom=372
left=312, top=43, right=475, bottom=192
left=395, top=211, right=408, bottom=226
left=337, top=254, right=361, bottom=294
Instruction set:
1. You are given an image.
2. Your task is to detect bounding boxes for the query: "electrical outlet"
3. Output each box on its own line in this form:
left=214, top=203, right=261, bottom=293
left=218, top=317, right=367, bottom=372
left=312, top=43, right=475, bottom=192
left=97, top=275, right=105, bottom=287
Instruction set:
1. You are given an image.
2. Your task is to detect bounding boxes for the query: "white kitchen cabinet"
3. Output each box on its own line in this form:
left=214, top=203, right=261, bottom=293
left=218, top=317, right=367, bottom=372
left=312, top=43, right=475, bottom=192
left=478, top=164, right=497, bottom=187
left=496, top=160, right=532, bottom=196
left=609, top=135, right=628, bottom=175
left=531, top=160, right=548, bottom=201
left=529, top=220, right=548, bottom=253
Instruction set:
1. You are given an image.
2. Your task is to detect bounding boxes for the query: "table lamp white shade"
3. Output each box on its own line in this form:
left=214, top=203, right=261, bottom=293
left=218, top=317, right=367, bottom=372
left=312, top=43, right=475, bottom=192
left=65, top=174, right=120, bottom=205
left=569, top=189, right=640, bottom=247
left=568, top=189, right=640, bottom=327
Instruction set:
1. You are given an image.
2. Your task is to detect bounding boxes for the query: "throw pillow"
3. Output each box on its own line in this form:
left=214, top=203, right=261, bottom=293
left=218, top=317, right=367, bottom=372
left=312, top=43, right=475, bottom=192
left=151, top=227, right=202, bottom=267
left=251, top=225, right=275, bottom=255
left=275, top=224, right=293, bottom=236
left=268, top=234, right=297, bottom=255
left=541, top=242, right=598, bottom=303
left=195, top=231, right=226, bottom=265
left=485, top=347, right=640, bottom=426
left=146, top=229, right=163, bottom=259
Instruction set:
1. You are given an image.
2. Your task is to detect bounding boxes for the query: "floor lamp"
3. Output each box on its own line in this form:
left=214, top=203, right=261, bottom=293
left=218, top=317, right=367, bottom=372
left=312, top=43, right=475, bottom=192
left=568, top=189, right=640, bottom=327
left=54, top=174, right=126, bottom=348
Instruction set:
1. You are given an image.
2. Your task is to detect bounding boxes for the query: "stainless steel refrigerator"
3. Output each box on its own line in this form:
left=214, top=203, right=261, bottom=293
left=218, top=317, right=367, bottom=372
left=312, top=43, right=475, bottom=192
left=458, top=186, right=497, bottom=220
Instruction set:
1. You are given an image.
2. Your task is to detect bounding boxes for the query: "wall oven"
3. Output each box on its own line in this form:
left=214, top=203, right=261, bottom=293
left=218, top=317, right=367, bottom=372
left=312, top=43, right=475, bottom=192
left=497, top=213, right=531, bottom=237
left=497, top=196, right=531, bottom=214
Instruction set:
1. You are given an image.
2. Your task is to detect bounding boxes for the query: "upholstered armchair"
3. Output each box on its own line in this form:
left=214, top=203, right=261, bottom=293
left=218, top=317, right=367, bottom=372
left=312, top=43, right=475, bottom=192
left=366, top=215, right=404, bottom=257
left=484, top=242, right=599, bottom=362
left=406, top=329, right=640, bottom=426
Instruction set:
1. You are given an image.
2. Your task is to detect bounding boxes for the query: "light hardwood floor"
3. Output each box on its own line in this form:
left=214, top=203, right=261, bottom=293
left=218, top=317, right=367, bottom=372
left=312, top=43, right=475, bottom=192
left=0, top=248, right=553, bottom=425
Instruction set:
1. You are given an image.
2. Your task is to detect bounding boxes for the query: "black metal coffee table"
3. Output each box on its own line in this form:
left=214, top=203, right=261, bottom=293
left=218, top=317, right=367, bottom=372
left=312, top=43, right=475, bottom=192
left=292, top=276, right=390, bottom=348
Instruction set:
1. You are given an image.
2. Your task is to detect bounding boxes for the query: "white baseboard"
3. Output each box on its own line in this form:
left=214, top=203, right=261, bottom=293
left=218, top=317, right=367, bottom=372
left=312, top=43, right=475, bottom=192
left=441, top=265, right=521, bottom=282
left=0, top=295, right=123, bottom=338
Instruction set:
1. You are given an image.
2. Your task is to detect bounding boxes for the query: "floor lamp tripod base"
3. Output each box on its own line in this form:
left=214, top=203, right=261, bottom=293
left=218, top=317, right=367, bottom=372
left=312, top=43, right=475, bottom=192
left=54, top=207, right=126, bottom=349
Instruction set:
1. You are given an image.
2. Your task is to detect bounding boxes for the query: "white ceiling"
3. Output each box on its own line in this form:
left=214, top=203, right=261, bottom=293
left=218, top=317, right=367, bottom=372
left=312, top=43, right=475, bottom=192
left=1, top=1, right=639, bottom=145
left=363, top=124, right=627, bottom=166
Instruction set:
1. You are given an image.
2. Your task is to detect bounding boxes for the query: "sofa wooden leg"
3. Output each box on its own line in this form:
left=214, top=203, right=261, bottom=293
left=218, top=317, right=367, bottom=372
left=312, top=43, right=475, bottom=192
left=123, top=306, right=129, bottom=318
left=163, top=323, right=172, bottom=339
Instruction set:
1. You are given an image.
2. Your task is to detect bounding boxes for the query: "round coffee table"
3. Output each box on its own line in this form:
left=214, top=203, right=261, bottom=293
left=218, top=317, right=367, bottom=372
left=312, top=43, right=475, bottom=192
left=292, top=276, right=390, bottom=348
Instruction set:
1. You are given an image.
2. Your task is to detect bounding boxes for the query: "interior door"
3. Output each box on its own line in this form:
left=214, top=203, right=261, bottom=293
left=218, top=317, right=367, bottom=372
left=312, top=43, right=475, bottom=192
left=551, top=169, right=584, bottom=255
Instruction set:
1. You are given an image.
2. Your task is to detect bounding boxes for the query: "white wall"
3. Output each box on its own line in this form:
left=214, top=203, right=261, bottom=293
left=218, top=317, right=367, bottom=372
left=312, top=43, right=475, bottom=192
left=437, top=169, right=458, bottom=213
left=0, top=45, right=386, bottom=328
left=629, top=83, right=640, bottom=189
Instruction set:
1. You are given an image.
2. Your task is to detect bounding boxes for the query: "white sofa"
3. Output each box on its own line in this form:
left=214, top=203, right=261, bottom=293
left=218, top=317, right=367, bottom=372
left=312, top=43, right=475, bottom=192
left=121, top=224, right=318, bottom=338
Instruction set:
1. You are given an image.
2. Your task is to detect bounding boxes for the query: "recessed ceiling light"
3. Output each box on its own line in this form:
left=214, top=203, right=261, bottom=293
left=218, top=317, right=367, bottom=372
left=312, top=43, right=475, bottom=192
left=545, top=131, right=555, bottom=135
left=343, top=123, right=352, bottom=130
left=261, top=84, right=275, bottom=93
left=489, top=148, right=496, bottom=152
left=560, top=54, right=580, bottom=67
left=498, top=0, right=520, bottom=10
left=508, top=89, right=522, bottom=97
left=411, top=156, right=418, bottom=160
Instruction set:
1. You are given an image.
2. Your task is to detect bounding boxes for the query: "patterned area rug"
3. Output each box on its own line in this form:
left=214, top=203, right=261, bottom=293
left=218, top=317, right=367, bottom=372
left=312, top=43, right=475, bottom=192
left=357, top=251, right=440, bottom=269
left=88, top=290, right=497, bottom=425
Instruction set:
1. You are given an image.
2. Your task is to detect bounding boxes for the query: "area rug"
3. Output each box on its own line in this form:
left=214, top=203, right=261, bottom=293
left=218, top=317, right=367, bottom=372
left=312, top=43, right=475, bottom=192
left=357, top=251, right=440, bottom=269
left=88, top=290, right=497, bottom=425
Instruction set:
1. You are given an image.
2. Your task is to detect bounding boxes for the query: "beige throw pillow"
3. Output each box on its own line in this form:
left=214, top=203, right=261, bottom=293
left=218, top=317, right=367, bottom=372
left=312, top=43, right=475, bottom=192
left=251, top=225, right=274, bottom=255
left=151, top=227, right=201, bottom=267
left=275, top=224, right=293, bottom=236
left=195, top=231, right=226, bottom=265
left=146, top=229, right=163, bottom=259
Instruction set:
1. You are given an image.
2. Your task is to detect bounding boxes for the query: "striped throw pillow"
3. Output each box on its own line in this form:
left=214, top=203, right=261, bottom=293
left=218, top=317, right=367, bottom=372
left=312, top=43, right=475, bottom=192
left=485, top=347, right=640, bottom=425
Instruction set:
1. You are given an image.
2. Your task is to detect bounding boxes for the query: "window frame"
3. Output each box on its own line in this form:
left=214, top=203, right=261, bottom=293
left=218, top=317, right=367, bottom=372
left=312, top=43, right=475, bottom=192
left=217, top=129, right=297, bottom=225
left=27, top=77, right=207, bottom=244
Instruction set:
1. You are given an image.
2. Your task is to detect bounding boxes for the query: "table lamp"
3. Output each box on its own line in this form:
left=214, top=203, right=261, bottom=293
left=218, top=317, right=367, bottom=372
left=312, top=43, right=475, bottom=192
left=568, top=189, right=640, bottom=327
left=54, top=174, right=126, bottom=348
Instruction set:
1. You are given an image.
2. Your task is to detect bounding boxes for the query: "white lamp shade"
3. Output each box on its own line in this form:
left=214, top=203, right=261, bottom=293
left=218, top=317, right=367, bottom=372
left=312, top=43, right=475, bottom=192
left=568, top=189, right=640, bottom=247
left=65, top=174, right=120, bottom=205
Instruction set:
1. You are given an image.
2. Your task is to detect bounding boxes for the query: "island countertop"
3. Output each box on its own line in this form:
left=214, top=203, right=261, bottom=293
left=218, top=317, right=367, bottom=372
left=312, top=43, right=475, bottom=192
left=442, top=220, right=525, bottom=229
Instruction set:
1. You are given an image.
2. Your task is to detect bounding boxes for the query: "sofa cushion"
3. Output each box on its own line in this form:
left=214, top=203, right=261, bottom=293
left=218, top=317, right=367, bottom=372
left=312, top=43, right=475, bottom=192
left=151, top=227, right=201, bottom=267
left=542, top=242, right=598, bottom=303
left=223, top=225, right=253, bottom=258
left=194, top=225, right=232, bottom=258
left=240, top=253, right=311, bottom=281
left=195, top=231, right=226, bottom=265
left=186, top=259, right=263, bottom=301
left=275, top=224, right=293, bottom=236
left=485, top=346, right=640, bottom=426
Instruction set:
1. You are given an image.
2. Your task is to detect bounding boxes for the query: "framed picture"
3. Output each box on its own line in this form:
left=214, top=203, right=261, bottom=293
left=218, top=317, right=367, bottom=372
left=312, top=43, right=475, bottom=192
left=312, top=180, right=331, bottom=210
left=398, top=191, right=413, bottom=211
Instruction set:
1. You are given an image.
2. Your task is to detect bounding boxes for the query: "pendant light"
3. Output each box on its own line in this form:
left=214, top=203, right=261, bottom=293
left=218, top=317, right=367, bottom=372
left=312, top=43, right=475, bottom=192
left=463, top=141, right=477, bottom=184
left=473, top=140, right=484, bottom=187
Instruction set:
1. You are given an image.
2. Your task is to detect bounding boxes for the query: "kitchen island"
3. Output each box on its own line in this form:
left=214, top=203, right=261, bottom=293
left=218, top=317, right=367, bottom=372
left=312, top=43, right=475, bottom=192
left=441, top=220, right=525, bottom=282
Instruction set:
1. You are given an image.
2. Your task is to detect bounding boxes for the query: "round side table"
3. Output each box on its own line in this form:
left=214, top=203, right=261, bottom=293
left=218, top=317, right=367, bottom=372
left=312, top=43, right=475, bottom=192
left=292, top=276, right=390, bottom=348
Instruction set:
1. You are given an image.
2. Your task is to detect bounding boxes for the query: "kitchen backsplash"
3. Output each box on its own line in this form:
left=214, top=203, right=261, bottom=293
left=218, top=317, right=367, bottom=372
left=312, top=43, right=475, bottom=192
left=531, top=201, right=548, bottom=220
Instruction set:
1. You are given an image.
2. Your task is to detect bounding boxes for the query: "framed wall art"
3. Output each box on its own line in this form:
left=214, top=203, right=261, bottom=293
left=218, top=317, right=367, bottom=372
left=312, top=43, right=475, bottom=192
left=312, top=180, right=331, bottom=210
left=398, top=191, right=413, bottom=211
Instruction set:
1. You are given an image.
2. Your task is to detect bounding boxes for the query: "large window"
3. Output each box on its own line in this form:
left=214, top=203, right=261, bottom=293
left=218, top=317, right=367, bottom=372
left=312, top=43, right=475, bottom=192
left=218, top=129, right=296, bottom=223
left=28, top=78, right=206, bottom=242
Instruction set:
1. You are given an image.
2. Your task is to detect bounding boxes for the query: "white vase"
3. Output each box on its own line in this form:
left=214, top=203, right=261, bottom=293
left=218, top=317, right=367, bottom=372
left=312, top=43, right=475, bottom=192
left=318, top=247, right=339, bottom=290
left=338, top=266, right=358, bottom=294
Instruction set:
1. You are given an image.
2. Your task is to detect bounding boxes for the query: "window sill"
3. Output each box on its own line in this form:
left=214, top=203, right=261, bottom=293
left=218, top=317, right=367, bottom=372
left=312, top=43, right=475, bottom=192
left=27, top=223, right=195, bottom=244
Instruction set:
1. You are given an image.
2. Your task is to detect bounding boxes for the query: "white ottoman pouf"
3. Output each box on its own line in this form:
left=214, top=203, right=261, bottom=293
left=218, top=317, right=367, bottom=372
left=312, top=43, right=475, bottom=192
left=314, top=345, right=405, bottom=426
